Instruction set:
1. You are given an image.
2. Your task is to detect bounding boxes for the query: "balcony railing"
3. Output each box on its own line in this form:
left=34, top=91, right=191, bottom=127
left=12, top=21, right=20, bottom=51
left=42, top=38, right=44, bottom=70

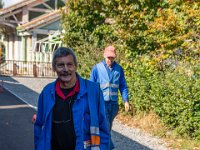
left=0, top=60, right=56, bottom=78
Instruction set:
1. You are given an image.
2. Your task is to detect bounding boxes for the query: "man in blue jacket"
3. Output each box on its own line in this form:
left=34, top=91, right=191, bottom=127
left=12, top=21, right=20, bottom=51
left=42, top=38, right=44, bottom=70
left=90, top=45, right=130, bottom=150
left=34, top=47, right=109, bottom=150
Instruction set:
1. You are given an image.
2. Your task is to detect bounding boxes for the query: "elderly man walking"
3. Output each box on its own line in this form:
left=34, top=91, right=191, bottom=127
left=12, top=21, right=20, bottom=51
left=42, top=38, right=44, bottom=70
left=34, top=47, right=109, bottom=150
left=90, top=45, right=130, bottom=150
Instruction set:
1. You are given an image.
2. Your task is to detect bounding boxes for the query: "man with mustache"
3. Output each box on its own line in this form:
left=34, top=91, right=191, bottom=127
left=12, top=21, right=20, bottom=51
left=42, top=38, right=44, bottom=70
left=90, top=45, right=130, bottom=150
left=34, top=47, right=109, bottom=150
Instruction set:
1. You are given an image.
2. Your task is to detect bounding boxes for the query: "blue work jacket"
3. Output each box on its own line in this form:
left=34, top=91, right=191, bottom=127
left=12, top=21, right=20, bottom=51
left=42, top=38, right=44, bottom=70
left=34, top=75, right=109, bottom=150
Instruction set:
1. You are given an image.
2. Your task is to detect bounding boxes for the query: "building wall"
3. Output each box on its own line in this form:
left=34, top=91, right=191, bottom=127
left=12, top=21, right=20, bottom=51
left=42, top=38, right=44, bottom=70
left=27, top=35, right=33, bottom=61
left=14, top=35, right=21, bottom=61
left=8, top=34, right=14, bottom=60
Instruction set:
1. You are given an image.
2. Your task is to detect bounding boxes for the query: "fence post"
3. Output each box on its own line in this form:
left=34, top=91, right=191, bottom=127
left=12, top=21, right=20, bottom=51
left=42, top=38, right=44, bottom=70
left=33, top=63, right=37, bottom=77
left=0, top=79, right=3, bottom=92
left=13, top=62, right=17, bottom=76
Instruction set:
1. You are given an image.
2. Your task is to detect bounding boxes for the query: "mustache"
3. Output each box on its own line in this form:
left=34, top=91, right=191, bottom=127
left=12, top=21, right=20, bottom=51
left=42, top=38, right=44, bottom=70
left=60, top=71, right=72, bottom=76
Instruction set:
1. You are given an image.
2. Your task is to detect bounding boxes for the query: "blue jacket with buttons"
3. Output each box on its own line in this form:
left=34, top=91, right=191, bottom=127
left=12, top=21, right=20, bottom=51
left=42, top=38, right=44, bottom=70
left=34, top=74, right=109, bottom=150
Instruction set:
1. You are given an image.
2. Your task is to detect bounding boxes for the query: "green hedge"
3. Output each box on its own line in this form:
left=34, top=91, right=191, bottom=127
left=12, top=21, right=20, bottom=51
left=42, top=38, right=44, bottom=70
left=125, top=56, right=200, bottom=139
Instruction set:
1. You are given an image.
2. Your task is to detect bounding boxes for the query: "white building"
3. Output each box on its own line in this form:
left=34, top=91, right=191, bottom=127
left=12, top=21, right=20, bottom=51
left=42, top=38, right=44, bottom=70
left=0, top=0, right=65, bottom=62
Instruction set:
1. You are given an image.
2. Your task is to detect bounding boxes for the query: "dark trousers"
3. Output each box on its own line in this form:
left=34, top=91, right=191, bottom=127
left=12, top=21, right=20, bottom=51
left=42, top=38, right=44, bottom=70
left=105, top=101, right=119, bottom=150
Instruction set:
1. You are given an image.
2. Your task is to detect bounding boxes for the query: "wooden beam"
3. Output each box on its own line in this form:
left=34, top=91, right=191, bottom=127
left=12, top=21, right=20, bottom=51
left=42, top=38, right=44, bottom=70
left=42, top=2, right=54, bottom=11
left=18, top=31, right=32, bottom=36
left=33, top=29, right=59, bottom=34
left=1, top=23, right=16, bottom=28
left=28, top=8, right=52, bottom=13
left=3, top=20, right=22, bottom=24
left=12, top=14, right=18, bottom=22
left=0, top=0, right=39, bottom=15
left=0, top=9, right=22, bottom=20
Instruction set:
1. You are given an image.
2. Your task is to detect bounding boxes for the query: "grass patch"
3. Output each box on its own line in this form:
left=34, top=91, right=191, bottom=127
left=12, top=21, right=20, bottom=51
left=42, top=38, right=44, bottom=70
left=166, top=137, right=200, bottom=150
left=116, top=112, right=200, bottom=150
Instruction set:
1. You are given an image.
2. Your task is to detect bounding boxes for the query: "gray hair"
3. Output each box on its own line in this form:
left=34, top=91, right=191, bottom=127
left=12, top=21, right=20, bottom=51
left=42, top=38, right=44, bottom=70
left=52, top=47, right=78, bottom=69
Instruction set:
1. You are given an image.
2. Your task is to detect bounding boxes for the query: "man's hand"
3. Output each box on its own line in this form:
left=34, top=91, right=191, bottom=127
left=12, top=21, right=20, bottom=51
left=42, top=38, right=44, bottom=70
left=32, top=114, right=37, bottom=123
left=124, top=101, right=130, bottom=112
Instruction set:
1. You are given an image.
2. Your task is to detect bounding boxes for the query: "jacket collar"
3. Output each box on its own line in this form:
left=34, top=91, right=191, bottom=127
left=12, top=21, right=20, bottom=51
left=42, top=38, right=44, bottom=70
left=55, top=79, right=80, bottom=100
left=102, top=60, right=116, bottom=68
left=50, top=73, right=87, bottom=100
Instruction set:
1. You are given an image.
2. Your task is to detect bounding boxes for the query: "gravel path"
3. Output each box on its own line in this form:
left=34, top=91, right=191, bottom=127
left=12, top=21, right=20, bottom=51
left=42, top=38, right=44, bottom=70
left=0, top=76, right=169, bottom=150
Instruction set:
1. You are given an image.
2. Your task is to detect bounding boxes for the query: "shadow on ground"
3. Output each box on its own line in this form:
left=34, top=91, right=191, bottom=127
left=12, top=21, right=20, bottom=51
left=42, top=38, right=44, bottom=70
left=112, top=130, right=152, bottom=150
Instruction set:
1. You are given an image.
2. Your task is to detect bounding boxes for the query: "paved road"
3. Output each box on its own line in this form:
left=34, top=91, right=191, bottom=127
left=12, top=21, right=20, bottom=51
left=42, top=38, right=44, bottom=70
left=0, top=88, right=35, bottom=150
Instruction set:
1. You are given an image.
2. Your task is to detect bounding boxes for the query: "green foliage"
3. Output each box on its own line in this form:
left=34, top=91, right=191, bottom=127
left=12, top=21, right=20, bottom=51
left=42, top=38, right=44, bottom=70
left=128, top=56, right=200, bottom=139
left=61, top=0, right=200, bottom=139
left=61, top=0, right=118, bottom=78
left=154, top=71, right=200, bottom=139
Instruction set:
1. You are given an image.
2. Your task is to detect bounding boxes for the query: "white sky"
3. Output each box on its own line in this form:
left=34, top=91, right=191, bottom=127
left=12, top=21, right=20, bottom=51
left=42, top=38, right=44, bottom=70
left=2, top=0, right=24, bottom=8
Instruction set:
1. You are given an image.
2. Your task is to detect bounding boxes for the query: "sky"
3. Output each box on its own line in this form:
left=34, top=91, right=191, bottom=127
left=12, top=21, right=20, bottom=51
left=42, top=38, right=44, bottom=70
left=2, top=0, right=23, bottom=8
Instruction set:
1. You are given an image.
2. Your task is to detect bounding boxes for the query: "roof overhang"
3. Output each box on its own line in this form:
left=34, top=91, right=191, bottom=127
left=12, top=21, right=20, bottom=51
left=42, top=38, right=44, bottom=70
left=17, top=10, right=61, bottom=33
